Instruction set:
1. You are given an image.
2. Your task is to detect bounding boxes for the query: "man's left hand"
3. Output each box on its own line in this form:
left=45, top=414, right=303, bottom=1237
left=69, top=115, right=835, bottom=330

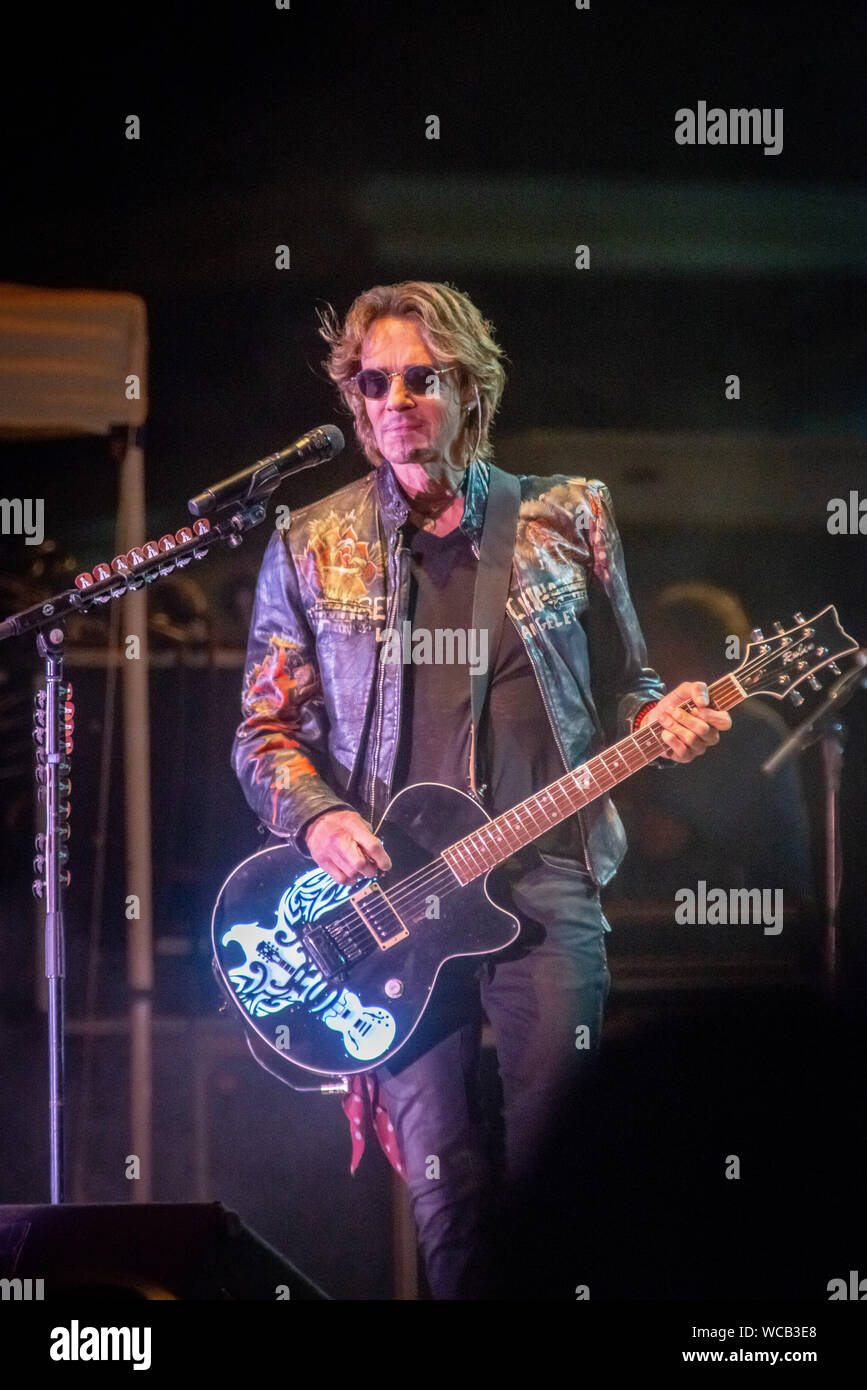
left=650, top=681, right=732, bottom=763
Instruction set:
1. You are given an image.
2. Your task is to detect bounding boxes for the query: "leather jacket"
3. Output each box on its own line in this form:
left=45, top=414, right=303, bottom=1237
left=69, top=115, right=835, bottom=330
left=231, top=455, right=666, bottom=886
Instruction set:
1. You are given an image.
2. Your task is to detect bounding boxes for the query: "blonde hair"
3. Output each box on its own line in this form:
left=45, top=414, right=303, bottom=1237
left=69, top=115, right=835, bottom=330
left=317, top=281, right=507, bottom=468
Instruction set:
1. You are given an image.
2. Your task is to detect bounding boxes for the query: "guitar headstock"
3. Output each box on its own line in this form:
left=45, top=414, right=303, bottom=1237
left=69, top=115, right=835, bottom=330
left=733, top=606, right=859, bottom=704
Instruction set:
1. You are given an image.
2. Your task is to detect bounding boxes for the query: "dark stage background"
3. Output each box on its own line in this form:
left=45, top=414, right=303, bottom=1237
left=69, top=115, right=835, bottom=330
left=0, top=1, right=865, bottom=1304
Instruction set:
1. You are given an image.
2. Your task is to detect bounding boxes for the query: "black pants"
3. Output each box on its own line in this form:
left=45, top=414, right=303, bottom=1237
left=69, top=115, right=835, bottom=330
left=374, top=851, right=612, bottom=1299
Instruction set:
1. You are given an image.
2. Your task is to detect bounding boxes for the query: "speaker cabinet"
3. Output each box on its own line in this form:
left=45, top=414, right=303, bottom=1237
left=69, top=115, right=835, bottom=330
left=0, top=1202, right=329, bottom=1300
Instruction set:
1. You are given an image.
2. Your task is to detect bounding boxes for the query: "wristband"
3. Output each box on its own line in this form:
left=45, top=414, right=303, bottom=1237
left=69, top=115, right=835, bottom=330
left=633, top=700, right=659, bottom=731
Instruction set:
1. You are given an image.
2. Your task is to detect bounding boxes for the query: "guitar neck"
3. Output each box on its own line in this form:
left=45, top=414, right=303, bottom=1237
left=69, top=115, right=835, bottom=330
left=442, top=673, right=745, bottom=884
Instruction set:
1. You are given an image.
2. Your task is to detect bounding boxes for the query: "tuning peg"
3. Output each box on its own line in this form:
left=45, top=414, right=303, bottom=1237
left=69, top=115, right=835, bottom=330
left=749, top=628, right=764, bottom=643
left=828, top=662, right=841, bottom=675
left=808, top=675, right=821, bottom=691
left=789, top=689, right=805, bottom=707
left=773, top=621, right=785, bottom=634
left=793, top=612, right=805, bottom=623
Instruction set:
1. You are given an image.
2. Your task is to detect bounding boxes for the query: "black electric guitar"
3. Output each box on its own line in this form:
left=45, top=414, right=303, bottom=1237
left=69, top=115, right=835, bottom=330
left=212, top=606, right=857, bottom=1081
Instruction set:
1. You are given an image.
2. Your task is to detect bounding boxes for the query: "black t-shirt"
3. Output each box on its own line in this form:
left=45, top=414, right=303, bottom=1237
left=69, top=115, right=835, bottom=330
left=391, top=519, right=585, bottom=866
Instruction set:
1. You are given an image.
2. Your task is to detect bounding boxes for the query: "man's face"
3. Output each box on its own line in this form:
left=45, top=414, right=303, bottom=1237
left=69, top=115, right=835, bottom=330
left=359, top=316, right=466, bottom=476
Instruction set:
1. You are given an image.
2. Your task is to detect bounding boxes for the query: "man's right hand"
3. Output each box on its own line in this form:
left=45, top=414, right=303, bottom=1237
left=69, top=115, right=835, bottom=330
left=303, top=809, right=392, bottom=886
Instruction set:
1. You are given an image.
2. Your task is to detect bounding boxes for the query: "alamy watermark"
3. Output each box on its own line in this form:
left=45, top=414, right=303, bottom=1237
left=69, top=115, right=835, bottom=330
left=827, top=491, right=867, bottom=534
left=49, top=1321, right=151, bottom=1369
left=377, top=622, right=488, bottom=674
left=675, top=102, right=783, bottom=156
left=675, top=881, right=783, bottom=935
left=0, top=497, right=44, bottom=545
left=1, top=1276, right=45, bottom=1300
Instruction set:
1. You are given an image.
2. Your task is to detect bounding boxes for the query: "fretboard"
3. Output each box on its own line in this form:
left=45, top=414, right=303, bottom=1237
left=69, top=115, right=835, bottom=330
left=442, top=674, right=743, bottom=885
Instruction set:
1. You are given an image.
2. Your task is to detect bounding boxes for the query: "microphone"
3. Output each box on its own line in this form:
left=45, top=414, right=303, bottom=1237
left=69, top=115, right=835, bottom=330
left=187, top=424, right=345, bottom=517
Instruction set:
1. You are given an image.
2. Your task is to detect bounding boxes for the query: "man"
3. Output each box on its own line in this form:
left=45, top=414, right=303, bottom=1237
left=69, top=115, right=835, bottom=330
left=232, top=281, right=731, bottom=1298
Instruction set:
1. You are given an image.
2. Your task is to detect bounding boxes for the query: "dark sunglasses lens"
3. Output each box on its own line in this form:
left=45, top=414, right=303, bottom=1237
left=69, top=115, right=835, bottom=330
left=403, top=366, right=439, bottom=394
left=356, top=370, right=388, bottom=398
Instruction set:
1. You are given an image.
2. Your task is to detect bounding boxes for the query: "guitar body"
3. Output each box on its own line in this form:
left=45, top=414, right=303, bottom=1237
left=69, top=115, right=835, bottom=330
left=212, top=782, right=520, bottom=1079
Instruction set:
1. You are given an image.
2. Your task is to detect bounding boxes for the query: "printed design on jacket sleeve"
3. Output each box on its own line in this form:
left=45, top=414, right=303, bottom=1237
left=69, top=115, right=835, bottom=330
left=583, top=486, right=613, bottom=587
left=239, top=635, right=321, bottom=815
left=300, top=510, right=384, bottom=606
left=515, top=485, right=597, bottom=577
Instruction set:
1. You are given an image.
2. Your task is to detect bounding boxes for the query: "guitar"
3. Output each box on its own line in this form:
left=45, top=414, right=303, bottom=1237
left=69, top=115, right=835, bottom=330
left=212, top=605, right=857, bottom=1081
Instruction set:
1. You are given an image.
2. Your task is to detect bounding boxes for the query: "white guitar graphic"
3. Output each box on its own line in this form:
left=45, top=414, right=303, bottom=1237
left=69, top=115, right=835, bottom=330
left=221, top=873, right=396, bottom=1062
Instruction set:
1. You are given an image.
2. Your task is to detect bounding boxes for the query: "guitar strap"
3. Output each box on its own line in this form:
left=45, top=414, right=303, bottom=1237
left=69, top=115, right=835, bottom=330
left=468, top=462, right=522, bottom=801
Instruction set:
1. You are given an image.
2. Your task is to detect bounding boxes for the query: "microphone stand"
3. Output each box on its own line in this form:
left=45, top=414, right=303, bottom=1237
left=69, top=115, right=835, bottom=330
left=33, top=626, right=71, bottom=1202
left=762, top=656, right=867, bottom=999
left=0, top=452, right=320, bottom=1204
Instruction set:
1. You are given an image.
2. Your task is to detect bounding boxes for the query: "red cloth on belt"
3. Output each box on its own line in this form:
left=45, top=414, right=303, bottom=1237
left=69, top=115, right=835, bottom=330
left=341, top=1072, right=406, bottom=1177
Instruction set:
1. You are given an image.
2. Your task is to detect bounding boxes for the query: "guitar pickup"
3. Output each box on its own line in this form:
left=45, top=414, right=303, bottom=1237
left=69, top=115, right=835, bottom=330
left=300, top=926, right=348, bottom=979
left=349, top=881, right=409, bottom=950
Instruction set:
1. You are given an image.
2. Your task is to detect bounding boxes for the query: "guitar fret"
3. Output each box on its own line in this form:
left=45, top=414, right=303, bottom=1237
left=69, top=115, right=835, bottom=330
left=452, top=842, right=474, bottom=872
left=442, top=846, right=467, bottom=883
left=589, top=759, right=616, bottom=790
left=479, top=825, right=505, bottom=859
left=476, top=837, right=497, bottom=868
left=621, top=741, right=645, bottom=767
left=455, top=839, right=485, bottom=877
left=571, top=769, right=594, bottom=801
left=637, top=724, right=667, bottom=758
left=586, top=765, right=605, bottom=792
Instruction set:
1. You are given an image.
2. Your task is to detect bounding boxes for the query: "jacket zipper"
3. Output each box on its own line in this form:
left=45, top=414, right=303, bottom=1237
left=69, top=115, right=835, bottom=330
left=384, top=543, right=408, bottom=806
left=366, top=529, right=402, bottom=818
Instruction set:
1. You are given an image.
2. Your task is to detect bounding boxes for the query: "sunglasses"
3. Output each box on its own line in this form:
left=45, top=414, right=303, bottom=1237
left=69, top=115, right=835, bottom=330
left=352, top=364, right=454, bottom=400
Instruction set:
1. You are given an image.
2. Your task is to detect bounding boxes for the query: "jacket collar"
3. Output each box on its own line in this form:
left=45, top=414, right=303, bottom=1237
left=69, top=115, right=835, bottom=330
left=374, top=454, right=490, bottom=541
left=373, top=456, right=410, bottom=530
left=460, top=454, right=490, bottom=542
